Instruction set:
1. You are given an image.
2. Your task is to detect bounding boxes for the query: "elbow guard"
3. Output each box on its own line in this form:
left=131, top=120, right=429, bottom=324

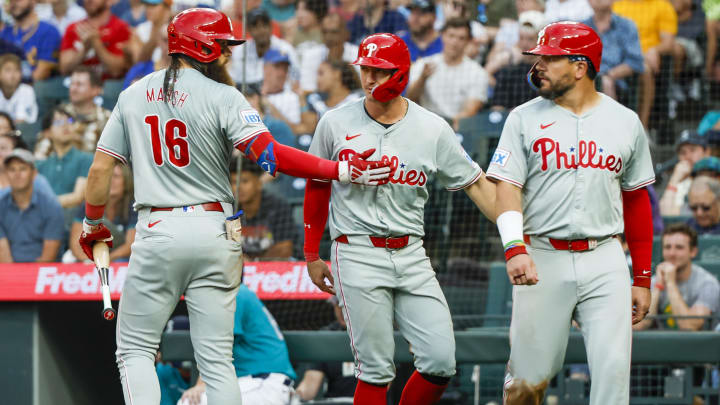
left=237, top=132, right=278, bottom=176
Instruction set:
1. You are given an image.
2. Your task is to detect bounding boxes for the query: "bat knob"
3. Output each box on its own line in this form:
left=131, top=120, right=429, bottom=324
left=103, top=308, right=117, bottom=321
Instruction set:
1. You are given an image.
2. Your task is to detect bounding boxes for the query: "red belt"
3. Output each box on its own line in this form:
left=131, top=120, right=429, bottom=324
left=150, top=202, right=224, bottom=213
left=336, top=234, right=410, bottom=249
left=523, top=234, right=599, bottom=252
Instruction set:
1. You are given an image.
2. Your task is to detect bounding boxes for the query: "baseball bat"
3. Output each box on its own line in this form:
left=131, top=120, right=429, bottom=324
left=93, top=242, right=116, bottom=321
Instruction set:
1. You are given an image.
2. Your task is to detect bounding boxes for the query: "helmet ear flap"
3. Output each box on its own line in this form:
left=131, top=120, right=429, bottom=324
left=526, top=61, right=541, bottom=91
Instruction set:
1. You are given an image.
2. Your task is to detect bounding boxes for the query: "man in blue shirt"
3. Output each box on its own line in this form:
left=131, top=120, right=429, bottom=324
left=0, top=149, right=64, bottom=262
left=399, top=0, right=443, bottom=62
left=348, top=0, right=408, bottom=44
left=582, top=0, right=645, bottom=100
left=1, top=0, right=62, bottom=81
left=178, top=285, right=296, bottom=405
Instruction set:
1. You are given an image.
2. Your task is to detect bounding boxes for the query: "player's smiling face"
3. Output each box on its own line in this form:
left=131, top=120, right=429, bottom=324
left=534, top=55, right=577, bottom=100
left=359, top=66, right=393, bottom=99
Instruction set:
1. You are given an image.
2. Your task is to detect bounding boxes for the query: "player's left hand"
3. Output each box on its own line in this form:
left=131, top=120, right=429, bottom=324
left=631, top=286, right=651, bottom=324
left=307, top=259, right=336, bottom=294
left=338, top=148, right=392, bottom=186
left=180, top=380, right=206, bottom=405
left=78, top=219, right=113, bottom=261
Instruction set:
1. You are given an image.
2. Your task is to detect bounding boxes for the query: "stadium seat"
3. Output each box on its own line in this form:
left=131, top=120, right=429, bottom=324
left=698, top=235, right=720, bottom=262
left=102, top=80, right=124, bottom=110
left=696, top=261, right=720, bottom=280
left=483, top=262, right=512, bottom=328
left=456, top=110, right=507, bottom=168
left=662, top=215, right=692, bottom=228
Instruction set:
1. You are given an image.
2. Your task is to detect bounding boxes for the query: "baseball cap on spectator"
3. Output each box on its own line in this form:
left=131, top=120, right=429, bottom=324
left=407, top=0, right=435, bottom=13
left=264, top=48, right=290, bottom=64
left=4, top=148, right=35, bottom=167
left=675, top=129, right=708, bottom=150
left=518, top=11, right=546, bottom=32
left=692, top=157, right=720, bottom=178
left=248, top=8, right=271, bottom=26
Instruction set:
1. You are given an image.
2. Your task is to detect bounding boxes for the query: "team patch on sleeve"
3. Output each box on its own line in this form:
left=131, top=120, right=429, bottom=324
left=240, top=109, right=263, bottom=125
left=490, top=148, right=511, bottom=167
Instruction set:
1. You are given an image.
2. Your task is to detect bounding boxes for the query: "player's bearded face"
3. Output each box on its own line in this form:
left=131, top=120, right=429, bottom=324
left=536, top=57, right=575, bottom=100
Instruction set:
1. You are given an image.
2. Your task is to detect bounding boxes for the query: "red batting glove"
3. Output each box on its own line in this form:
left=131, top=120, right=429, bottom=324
left=338, top=148, right=393, bottom=186
left=79, top=219, right=113, bottom=261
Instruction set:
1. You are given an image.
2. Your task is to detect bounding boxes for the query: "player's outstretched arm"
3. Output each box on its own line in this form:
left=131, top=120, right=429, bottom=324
left=236, top=132, right=391, bottom=185
left=463, top=173, right=497, bottom=223
left=496, top=181, right=538, bottom=286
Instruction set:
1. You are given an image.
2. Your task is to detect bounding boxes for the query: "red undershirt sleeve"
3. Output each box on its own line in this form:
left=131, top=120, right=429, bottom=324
left=303, top=179, right=332, bottom=262
left=622, top=187, right=654, bottom=288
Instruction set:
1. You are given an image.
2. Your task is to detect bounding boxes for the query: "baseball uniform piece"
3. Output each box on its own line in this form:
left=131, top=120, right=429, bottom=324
left=309, top=97, right=482, bottom=384
left=487, top=94, right=655, bottom=404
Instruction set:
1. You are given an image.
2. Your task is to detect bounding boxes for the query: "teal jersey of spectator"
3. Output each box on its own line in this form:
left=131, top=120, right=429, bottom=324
left=261, top=0, right=296, bottom=22
left=0, top=173, right=54, bottom=197
left=0, top=186, right=64, bottom=262
left=582, top=14, right=644, bottom=89
left=232, top=284, right=297, bottom=380
left=73, top=199, right=138, bottom=247
left=1, top=21, right=61, bottom=81
left=36, top=147, right=93, bottom=195
left=698, top=111, right=720, bottom=135
left=156, top=363, right=189, bottom=405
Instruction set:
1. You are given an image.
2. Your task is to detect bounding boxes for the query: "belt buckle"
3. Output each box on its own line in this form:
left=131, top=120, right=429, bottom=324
left=385, top=237, right=401, bottom=250
left=587, top=238, right=598, bottom=250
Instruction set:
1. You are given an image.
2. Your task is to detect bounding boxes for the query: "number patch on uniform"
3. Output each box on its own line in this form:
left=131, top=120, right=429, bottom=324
left=240, top=109, right=263, bottom=125
left=490, top=148, right=510, bottom=167
left=144, top=115, right=191, bottom=168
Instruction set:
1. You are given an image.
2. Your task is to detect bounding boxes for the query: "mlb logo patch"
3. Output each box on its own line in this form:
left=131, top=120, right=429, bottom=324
left=240, top=109, right=263, bottom=125
left=183, top=206, right=196, bottom=212
left=490, top=148, right=511, bottom=167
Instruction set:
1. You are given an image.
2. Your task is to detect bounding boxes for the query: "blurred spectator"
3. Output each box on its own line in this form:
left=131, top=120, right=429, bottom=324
left=486, top=0, right=544, bottom=69
left=692, top=156, right=720, bottom=180
left=242, top=83, right=295, bottom=146
left=660, top=130, right=711, bottom=216
left=229, top=8, right=299, bottom=86
left=687, top=176, right=720, bottom=235
left=399, top=0, right=443, bottom=62
left=613, top=0, right=677, bottom=128
left=485, top=0, right=519, bottom=28
left=293, top=0, right=327, bottom=49
left=635, top=223, right=720, bottom=330
left=0, top=127, right=53, bottom=194
left=0, top=54, right=38, bottom=124
left=36, top=0, right=88, bottom=36
left=123, top=23, right=171, bottom=89
left=583, top=0, right=645, bottom=101
left=2, top=0, right=62, bottom=82
left=36, top=105, right=93, bottom=209
left=261, top=0, right=297, bottom=23
left=489, top=18, right=538, bottom=110
left=435, top=0, right=489, bottom=60
left=329, top=0, right=361, bottom=22
left=117, top=0, right=147, bottom=27
left=704, top=0, right=720, bottom=79
left=294, top=296, right=357, bottom=402
left=347, top=0, right=408, bottom=44
left=67, top=164, right=136, bottom=262
left=0, top=149, right=64, bottom=263
left=64, top=66, right=112, bottom=150
left=669, top=0, right=707, bottom=105
left=126, top=0, right=172, bottom=64
left=697, top=110, right=720, bottom=156
left=226, top=0, right=283, bottom=39
left=262, top=49, right=301, bottom=126
left=298, top=12, right=359, bottom=92
left=59, top=0, right=132, bottom=79
left=233, top=158, right=297, bottom=260
left=544, top=0, right=593, bottom=22
left=157, top=316, right=192, bottom=405
left=178, top=284, right=296, bottom=405
left=299, top=60, right=362, bottom=134
left=408, top=18, right=489, bottom=130
left=485, top=10, right=545, bottom=80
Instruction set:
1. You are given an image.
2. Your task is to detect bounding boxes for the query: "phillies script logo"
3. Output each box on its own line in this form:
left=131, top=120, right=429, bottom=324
left=339, top=149, right=428, bottom=186
left=532, top=137, right=623, bottom=173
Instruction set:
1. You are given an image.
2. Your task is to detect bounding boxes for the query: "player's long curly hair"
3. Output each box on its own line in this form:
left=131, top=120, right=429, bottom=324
left=163, top=43, right=235, bottom=103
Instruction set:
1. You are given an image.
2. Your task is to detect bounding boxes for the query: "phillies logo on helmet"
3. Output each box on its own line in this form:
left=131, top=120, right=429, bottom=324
left=532, top=137, right=622, bottom=173
left=339, top=149, right=427, bottom=186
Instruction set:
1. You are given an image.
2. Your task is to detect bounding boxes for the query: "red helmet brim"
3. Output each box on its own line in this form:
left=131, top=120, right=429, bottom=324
left=351, top=56, right=398, bottom=70
left=522, top=44, right=573, bottom=57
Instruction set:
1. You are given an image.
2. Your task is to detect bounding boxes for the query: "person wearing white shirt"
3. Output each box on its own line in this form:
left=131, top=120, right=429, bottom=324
left=35, top=0, right=87, bottom=36
left=262, top=49, right=301, bottom=126
left=407, top=18, right=488, bottom=130
left=0, top=54, right=37, bottom=124
left=544, top=0, right=594, bottom=22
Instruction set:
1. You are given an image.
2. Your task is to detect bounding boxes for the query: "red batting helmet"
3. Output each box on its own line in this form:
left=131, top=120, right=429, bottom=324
left=523, top=21, right=602, bottom=72
left=351, top=33, right=411, bottom=103
left=167, top=8, right=245, bottom=63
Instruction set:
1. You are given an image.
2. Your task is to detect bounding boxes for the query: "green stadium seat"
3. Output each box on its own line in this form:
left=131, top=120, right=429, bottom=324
left=662, top=215, right=692, bottom=228
left=102, top=80, right=124, bottom=110
left=696, top=261, right=720, bottom=280
left=652, top=235, right=662, bottom=266
left=483, top=262, right=512, bottom=327
left=697, top=235, right=720, bottom=262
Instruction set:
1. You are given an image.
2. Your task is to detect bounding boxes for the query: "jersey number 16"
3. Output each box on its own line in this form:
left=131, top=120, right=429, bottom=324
left=144, top=115, right=190, bottom=168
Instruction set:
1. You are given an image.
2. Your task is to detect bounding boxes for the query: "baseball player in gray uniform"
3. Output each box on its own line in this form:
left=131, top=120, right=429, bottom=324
left=78, top=8, right=392, bottom=405
left=303, top=32, right=497, bottom=405
left=486, top=22, right=655, bottom=404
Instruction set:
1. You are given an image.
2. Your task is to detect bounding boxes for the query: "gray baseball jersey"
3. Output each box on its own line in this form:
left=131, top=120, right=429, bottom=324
left=486, top=94, right=655, bottom=239
left=97, top=68, right=268, bottom=208
left=309, top=97, right=482, bottom=239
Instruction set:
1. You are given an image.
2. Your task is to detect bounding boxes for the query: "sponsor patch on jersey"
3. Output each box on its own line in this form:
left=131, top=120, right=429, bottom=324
left=491, top=148, right=510, bottom=167
left=240, top=109, right=263, bottom=125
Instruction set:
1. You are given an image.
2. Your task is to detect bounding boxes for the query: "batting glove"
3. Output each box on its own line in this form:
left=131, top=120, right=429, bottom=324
left=79, top=218, right=113, bottom=261
left=338, top=148, right=392, bottom=186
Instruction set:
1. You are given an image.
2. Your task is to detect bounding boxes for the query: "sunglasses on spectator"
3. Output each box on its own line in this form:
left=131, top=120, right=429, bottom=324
left=690, top=204, right=713, bottom=212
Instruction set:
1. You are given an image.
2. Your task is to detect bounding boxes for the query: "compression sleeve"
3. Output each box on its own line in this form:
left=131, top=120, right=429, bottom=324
left=303, top=179, right=332, bottom=262
left=622, top=188, right=654, bottom=288
left=237, top=131, right=339, bottom=180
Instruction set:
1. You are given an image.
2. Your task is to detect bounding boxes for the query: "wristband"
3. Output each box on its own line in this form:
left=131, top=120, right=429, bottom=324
left=632, top=275, right=651, bottom=289
left=504, top=245, right=528, bottom=261
left=85, top=202, right=105, bottom=220
left=665, top=184, right=678, bottom=192
left=654, top=282, right=665, bottom=291
left=84, top=217, right=103, bottom=226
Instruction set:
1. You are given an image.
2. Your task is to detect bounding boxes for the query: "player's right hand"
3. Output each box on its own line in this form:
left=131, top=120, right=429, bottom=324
left=506, top=254, right=539, bottom=286
left=307, top=259, right=336, bottom=295
left=338, top=148, right=392, bottom=186
left=180, top=380, right=206, bottom=405
left=78, top=219, right=113, bottom=261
